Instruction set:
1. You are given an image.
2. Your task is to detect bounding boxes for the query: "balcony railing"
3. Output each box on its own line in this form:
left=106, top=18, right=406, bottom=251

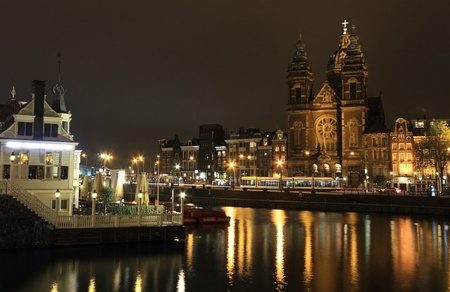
left=1, top=180, right=183, bottom=229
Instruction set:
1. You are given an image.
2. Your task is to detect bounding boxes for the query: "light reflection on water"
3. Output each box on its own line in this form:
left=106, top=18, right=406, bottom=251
left=271, top=209, right=286, bottom=290
left=2, top=207, right=450, bottom=292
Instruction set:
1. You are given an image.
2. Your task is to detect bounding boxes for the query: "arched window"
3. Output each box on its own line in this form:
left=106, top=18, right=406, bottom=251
left=348, top=120, right=358, bottom=147
left=292, top=121, right=303, bottom=147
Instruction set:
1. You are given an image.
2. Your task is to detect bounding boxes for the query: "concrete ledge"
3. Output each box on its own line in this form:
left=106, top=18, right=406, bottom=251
left=54, top=226, right=185, bottom=246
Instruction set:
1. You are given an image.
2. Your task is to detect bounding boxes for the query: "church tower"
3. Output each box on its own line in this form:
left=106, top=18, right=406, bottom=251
left=287, top=34, right=314, bottom=106
left=287, top=21, right=378, bottom=187
left=287, top=35, right=314, bottom=173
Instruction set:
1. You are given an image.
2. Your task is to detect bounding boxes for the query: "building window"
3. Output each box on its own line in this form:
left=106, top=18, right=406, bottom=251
left=348, top=121, right=358, bottom=147
left=45, top=152, right=63, bottom=179
left=18, top=122, right=33, bottom=136
left=28, top=165, right=45, bottom=179
left=62, top=121, right=68, bottom=132
left=350, top=82, right=357, bottom=99
left=3, top=165, right=10, bottom=179
left=51, top=199, right=68, bottom=210
left=60, top=199, right=68, bottom=210
left=61, top=166, right=69, bottom=180
left=44, top=124, right=58, bottom=137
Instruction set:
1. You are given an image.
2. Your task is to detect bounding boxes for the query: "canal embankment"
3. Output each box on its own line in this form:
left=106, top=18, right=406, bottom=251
left=0, top=194, right=185, bottom=249
left=161, top=187, right=450, bottom=216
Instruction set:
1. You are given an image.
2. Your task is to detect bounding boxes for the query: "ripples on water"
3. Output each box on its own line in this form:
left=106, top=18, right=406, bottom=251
left=1, top=208, right=449, bottom=292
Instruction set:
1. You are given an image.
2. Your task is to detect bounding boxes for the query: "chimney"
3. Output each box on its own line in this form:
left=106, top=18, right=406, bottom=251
left=32, top=80, right=46, bottom=140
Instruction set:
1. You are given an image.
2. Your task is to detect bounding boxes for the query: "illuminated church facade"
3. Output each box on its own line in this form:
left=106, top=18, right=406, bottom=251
left=287, top=21, right=390, bottom=186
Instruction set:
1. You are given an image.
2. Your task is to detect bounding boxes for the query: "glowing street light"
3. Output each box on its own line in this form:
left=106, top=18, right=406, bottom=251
left=132, top=157, right=139, bottom=174
left=55, top=189, right=61, bottom=216
left=228, top=161, right=237, bottom=188
left=138, top=190, right=143, bottom=225
left=179, top=191, right=186, bottom=216
left=81, top=152, right=88, bottom=167
left=156, top=155, right=160, bottom=206
left=100, top=152, right=113, bottom=167
left=91, top=190, right=97, bottom=226
left=9, top=152, right=15, bottom=195
left=138, top=155, right=145, bottom=173
left=276, top=159, right=284, bottom=191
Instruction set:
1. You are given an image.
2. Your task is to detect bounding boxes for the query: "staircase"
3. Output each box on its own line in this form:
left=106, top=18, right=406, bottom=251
left=1, top=181, right=57, bottom=226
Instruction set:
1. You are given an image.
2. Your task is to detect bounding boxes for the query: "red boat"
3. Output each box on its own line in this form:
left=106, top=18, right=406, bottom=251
left=183, top=206, right=230, bottom=225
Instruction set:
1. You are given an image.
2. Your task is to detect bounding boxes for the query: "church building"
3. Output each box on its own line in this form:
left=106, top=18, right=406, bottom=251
left=287, top=21, right=389, bottom=187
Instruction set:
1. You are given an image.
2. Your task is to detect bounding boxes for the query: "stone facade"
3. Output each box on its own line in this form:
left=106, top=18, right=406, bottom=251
left=287, top=23, right=387, bottom=187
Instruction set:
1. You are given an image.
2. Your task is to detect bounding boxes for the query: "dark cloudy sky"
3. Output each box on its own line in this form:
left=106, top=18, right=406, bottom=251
left=0, top=0, right=449, bottom=168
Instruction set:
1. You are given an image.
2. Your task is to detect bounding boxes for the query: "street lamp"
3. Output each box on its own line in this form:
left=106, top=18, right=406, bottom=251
left=132, top=157, right=139, bottom=174
left=138, top=155, right=145, bottom=173
left=91, top=190, right=97, bottom=226
left=156, top=155, right=160, bottom=206
left=100, top=152, right=113, bottom=168
left=277, top=159, right=284, bottom=191
left=138, top=190, right=143, bottom=225
left=175, top=163, right=180, bottom=184
left=312, top=164, right=318, bottom=195
left=81, top=153, right=88, bottom=167
left=9, top=152, right=15, bottom=194
left=55, top=189, right=61, bottom=216
left=179, top=191, right=186, bottom=215
left=228, top=161, right=236, bottom=189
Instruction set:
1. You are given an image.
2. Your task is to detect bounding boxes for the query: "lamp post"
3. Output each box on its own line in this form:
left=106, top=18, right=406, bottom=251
left=180, top=191, right=186, bottom=215
left=156, top=155, right=160, bottom=206
left=312, top=164, right=318, bottom=195
left=81, top=153, right=88, bottom=167
left=132, top=157, right=139, bottom=174
left=277, top=159, right=284, bottom=191
left=228, top=161, right=236, bottom=189
left=138, top=155, right=145, bottom=174
left=175, top=163, right=180, bottom=184
left=9, top=152, right=15, bottom=195
left=138, top=190, right=143, bottom=225
left=91, top=190, right=97, bottom=226
left=100, top=153, right=113, bottom=168
left=55, top=189, right=61, bottom=216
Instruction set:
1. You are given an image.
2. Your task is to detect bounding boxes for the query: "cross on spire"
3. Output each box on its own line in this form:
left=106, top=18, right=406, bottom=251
left=342, top=19, right=349, bottom=34
left=10, top=86, right=16, bottom=100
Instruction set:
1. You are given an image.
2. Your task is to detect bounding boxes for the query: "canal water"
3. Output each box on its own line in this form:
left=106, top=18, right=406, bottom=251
left=2, top=207, right=450, bottom=292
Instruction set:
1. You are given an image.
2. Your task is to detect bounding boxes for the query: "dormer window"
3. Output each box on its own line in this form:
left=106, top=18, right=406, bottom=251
left=62, top=121, right=68, bottom=132
left=44, top=124, right=58, bottom=137
left=18, top=122, right=33, bottom=136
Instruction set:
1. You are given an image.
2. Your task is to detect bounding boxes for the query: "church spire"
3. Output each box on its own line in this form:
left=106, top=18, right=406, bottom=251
left=52, top=50, right=68, bottom=113
left=287, top=33, right=314, bottom=105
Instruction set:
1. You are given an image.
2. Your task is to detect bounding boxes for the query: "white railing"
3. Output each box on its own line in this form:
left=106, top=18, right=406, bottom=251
left=2, top=180, right=183, bottom=229
left=55, top=213, right=183, bottom=229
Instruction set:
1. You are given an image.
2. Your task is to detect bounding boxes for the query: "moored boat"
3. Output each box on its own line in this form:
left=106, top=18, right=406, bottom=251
left=183, top=206, right=230, bottom=225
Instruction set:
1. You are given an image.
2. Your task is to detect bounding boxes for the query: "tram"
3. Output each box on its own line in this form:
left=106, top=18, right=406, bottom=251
left=240, top=176, right=339, bottom=190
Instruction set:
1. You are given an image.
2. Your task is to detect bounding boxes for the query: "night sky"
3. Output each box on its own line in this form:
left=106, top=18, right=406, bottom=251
left=1, top=0, right=449, bottom=168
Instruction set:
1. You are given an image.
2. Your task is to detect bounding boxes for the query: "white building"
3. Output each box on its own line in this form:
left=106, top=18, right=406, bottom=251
left=0, top=80, right=81, bottom=215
